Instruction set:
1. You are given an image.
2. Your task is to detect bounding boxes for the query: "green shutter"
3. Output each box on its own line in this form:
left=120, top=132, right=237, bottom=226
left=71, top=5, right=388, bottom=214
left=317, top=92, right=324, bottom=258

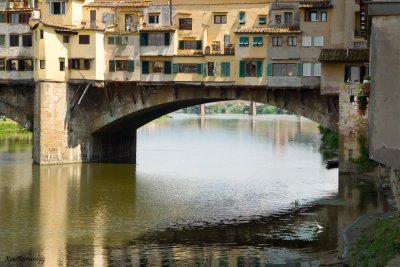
left=297, top=63, right=303, bottom=76
left=108, top=36, right=115, bottom=45
left=140, top=33, right=148, bottom=46
left=173, top=63, right=178, bottom=74
left=239, top=12, right=245, bottom=24
left=221, top=62, right=230, bottom=77
left=256, top=61, right=263, bottom=77
left=196, top=40, right=202, bottom=50
left=127, top=60, right=134, bottom=72
left=239, top=61, right=246, bottom=77
left=267, top=63, right=273, bottom=76
left=179, top=40, right=184, bottom=49
left=142, top=61, right=149, bottom=74
left=121, top=36, right=128, bottom=45
left=164, top=32, right=170, bottom=46
left=109, top=60, right=115, bottom=72
left=115, top=36, right=122, bottom=45
left=196, top=64, right=202, bottom=74
left=203, top=62, right=207, bottom=77
left=253, top=37, right=263, bottom=47
left=164, top=61, right=172, bottom=74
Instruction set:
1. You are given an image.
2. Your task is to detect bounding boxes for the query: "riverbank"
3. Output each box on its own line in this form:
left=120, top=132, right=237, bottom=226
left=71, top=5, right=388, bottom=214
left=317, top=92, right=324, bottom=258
left=0, top=119, right=30, bottom=135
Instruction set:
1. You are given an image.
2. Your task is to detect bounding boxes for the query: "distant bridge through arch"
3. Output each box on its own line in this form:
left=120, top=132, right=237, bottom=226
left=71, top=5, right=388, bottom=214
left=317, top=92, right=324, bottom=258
left=0, top=82, right=338, bottom=164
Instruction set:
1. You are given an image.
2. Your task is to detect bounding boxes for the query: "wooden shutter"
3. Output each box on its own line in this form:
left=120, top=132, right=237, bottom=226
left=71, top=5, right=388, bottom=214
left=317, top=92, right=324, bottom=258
left=127, top=60, right=134, bottom=72
left=164, top=61, right=172, bottom=74
left=178, top=40, right=184, bottom=49
left=360, top=65, right=366, bottom=81
left=239, top=61, right=246, bottom=77
left=164, top=32, right=170, bottom=46
left=140, top=33, right=148, bottom=46
left=109, top=60, right=115, bottom=72
left=6, top=60, right=11, bottom=71
left=267, top=63, right=273, bottom=76
left=142, top=61, right=149, bottom=74
left=256, top=61, right=263, bottom=77
left=173, top=64, right=178, bottom=74
left=84, top=59, right=90, bottom=70
left=196, top=40, right=202, bottom=50
left=297, top=63, right=303, bottom=76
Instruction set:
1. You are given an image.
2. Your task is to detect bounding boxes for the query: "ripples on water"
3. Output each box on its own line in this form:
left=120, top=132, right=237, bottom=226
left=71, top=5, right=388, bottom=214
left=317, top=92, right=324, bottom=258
left=0, top=115, right=389, bottom=266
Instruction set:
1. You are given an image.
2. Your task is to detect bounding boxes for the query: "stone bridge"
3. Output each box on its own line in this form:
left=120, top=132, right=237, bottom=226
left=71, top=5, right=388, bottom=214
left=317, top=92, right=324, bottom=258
left=0, top=81, right=338, bottom=164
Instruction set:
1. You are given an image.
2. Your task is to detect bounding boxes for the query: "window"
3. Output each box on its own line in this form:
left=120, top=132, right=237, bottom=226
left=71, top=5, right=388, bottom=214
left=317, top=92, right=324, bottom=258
left=102, top=13, right=114, bottom=24
left=303, top=63, right=312, bottom=76
left=350, top=66, right=361, bottom=82
left=214, top=15, right=227, bottom=24
left=108, top=36, right=129, bottom=45
left=272, top=37, right=282, bottom=47
left=253, top=36, right=263, bottom=47
left=40, top=60, right=45, bottom=69
left=314, top=36, right=323, bottom=47
left=258, top=16, right=267, bottom=25
left=313, top=62, right=321, bottom=76
left=0, top=35, right=5, bottom=46
left=239, top=37, right=249, bottom=47
left=206, top=62, right=216, bottom=76
left=302, top=36, right=311, bottom=47
left=16, top=13, right=30, bottom=24
left=116, top=60, right=128, bottom=71
left=0, top=13, right=5, bottom=23
left=179, top=18, right=192, bottom=30
left=287, top=36, right=297, bottom=46
left=40, top=30, right=43, bottom=39
left=177, top=63, right=198, bottom=73
left=0, top=59, right=5, bottom=71
left=49, top=1, right=66, bottom=15
left=109, top=60, right=134, bottom=72
left=141, top=61, right=172, bottom=74
left=310, top=11, right=318, bottom=21
left=221, top=62, right=230, bottom=77
left=10, top=35, right=19, bottom=47
left=140, top=32, right=170, bottom=46
left=22, top=35, right=32, bottom=47
left=10, top=13, right=19, bottom=24
left=321, top=12, right=327, bottom=22
left=284, top=12, right=292, bottom=25
left=59, top=58, right=65, bottom=71
left=272, top=63, right=297, bottom=77
left=63, top=35, right=69, bottom=43
left=148, top=14, right=159, bottom=24
left=275, top=15, right=282, bottom=25
left=7, top=59, right=33, bottom=71
left=239, top=61, right=263, bottom=77
left=79, top=35, right=90, bottom=44
left=70, top=58, right=91, bottom=70
left=239, top=11, right=245, bottom=24
left=178, top=40, right=202, bottom=50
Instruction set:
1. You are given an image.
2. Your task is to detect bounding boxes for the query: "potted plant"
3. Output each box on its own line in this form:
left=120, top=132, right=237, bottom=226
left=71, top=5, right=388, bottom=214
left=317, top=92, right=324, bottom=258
left=352, top=89, right=368, bottom=116
left=362, top=75, right=371, bottom=95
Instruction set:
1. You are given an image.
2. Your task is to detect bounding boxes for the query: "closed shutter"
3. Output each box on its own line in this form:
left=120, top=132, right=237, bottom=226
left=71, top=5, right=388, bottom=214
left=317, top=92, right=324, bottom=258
left=203, top=62, right=207, bottom=77
left=344, top=65, right=350, bottom=82
left=164, top=61, right=172, bottom=74
left=109, top=60, right=115, bottom=72
left=164, top=32, right=170, bottom=46
left=142, top=61, right=149, bottom=74
left=68, top=59, right=72, bottom=69
left=172, top=64, right=178, bottom=74
left=179, top=40, right=184, bottom=49
left=239, top=61, right=246, bottom=77
left=127, top=60, right=134, bottom=72
left=221, top=62, right=230, bottom=77
left=140, top=33, right=148, bottom=46
left=256, top=61, right=263, bottom=77
left=84, top=59, right=90, bottom=70
left=196, top=64, right=202, bottom=74
left=267, top=63, right=273, bottom=76
left=360, top=65, right=366, bottom=81
left=297, top=63, right=303, bottom=76
left=196, top=40, right=202, bottom=50
left=108, top=36, right=114, bottom=45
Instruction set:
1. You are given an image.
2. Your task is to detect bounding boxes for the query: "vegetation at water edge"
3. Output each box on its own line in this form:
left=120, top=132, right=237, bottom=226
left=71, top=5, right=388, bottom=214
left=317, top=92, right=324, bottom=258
left=0, top=118, right=30, bottom=134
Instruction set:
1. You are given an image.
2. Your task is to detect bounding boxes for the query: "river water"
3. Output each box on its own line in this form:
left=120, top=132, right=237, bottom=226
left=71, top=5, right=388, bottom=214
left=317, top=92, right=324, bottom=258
left=0, top=115, right=389, bottom=267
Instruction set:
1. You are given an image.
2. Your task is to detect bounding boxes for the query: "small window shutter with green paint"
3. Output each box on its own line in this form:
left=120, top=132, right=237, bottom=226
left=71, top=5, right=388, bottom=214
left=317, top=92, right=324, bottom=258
left=142, top=61, right=149, bottom=74
left=140, top=33, right=148, bottom=46
left=179, top=40, right=184, bottom=49
left=108, top=36, right=115, bottom=45
left=297, top=63, right=303, bottom=76
left=115, top=36, right=122, bottom=45
left=196, top=40, right=202, bottom=50
left=109, top=60, right=115, bottom=72
left=164, top=61, right=172, bottom=74
left=221, top=62, right=230, bottom=77
left=164, top=32, right=170, bottom=46
left=173, top=63, right=178, bottom=74
left=203, top=62, right=207, bottom=77
left=127, top=60, right=134, bottom=72
left=256, top=61, right=263, bottom=77
left=239, top=61, right=246, bottom=77
left=196, top=64, right=202, bottom=74
left=239, top=12, right=245, bottom=24
left=267, top=63, right=273, bottom=76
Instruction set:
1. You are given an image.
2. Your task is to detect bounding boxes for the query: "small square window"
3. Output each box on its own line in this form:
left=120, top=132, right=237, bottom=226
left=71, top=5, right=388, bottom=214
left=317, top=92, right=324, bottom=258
left=9, top=35, right=19, bottom=47
left=258, top=16, right=267, bottom=25
left=272, top=36, right=282, bottom=47
left=59, top=58, right=65, bottom=71
left=63, top=36, right=69, bottom=43
left=179, top=18, right=192, bottom=30
left=287, top=36, right=297, bottom=46
left=275, top=15, right=282, bottom=25
left=148, top=14, right=159, bottom=24
left=321, top=12, right=327, bottom=22
left=79, top=35, right=90, bottom=44
left=314, top=36, right=323, bottom=47
left=302, top=36, right=311, bottom=47
left=214, top=15, right=227, bottom=24
left=239, top=12, right=246, bottom=24
left=22, top=35, right=32, bottom=47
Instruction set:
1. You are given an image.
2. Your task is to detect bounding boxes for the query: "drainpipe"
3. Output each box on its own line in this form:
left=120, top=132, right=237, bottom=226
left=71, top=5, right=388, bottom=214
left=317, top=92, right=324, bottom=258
left=169, top=0, right=173, bottom=26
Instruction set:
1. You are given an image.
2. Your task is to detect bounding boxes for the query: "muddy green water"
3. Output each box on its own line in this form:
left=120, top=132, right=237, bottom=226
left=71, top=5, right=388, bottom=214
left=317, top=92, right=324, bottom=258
left=0, top=115, right=388, bottom=266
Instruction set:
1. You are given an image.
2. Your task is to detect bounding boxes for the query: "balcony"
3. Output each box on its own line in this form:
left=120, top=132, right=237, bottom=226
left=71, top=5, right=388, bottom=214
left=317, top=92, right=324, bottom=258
left=9, top=1, right=33, bottom=9
left=204, top=44, right=235, bottom=55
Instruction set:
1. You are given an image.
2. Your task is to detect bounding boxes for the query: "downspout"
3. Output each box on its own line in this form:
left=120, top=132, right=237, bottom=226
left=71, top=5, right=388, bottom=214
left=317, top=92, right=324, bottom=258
left=169, top=0, right=173, bottom=26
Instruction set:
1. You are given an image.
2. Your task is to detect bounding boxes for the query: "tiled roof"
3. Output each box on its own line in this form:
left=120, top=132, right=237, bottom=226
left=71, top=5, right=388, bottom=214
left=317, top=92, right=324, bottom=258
left=299, top=0, right=332, bottom=9
left=40, top=20, right=73, bottom=30
left=140, top=25, right=176, bottom=32
left=0, top=8, right=35, bottom=12
left=234, top=26, right=301, bottom=34
left=176, top=51, right=203, bottom=57
left=319, top=49, right=369, bottom=62
left=84, top=0, right=150, bottom=8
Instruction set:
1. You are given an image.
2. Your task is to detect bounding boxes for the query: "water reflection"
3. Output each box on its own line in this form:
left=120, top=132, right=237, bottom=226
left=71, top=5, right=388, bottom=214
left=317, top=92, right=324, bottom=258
left=0, top=116, right=389, bottom=266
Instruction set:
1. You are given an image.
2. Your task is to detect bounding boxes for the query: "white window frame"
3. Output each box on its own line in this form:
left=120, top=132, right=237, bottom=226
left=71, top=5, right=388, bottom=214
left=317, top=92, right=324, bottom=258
left=148, top=14, right=159, bottom=24
left=314, top=36, right=324, bottom=47
left=313, top=62, right=321, bottom=77
left=303, top=63, right=312, bottom=77
left=49, top=1, right=66, bottom=15
left=302, top=36, right=311, bottom=47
